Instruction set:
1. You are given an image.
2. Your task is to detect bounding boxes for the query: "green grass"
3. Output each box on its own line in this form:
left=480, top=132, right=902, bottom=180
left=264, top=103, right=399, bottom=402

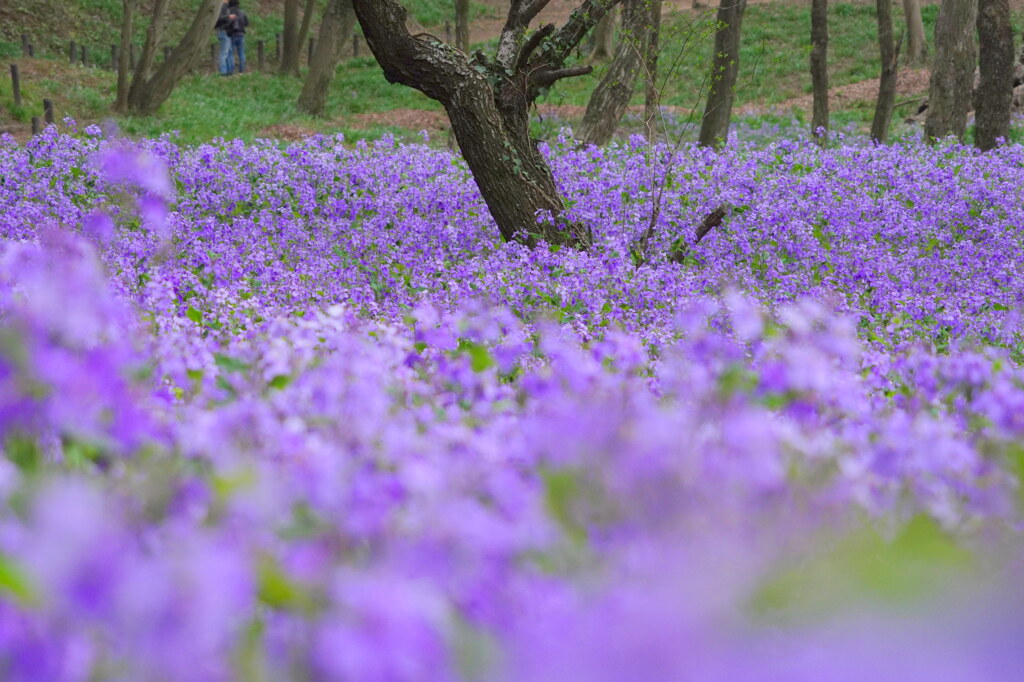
left=4, top=2, right=1023, bottom=145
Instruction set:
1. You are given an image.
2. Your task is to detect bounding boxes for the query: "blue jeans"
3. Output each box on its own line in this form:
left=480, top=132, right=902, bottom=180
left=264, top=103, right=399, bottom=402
left=217, top=30, right=233, bottom=74
left=230, top=33, right=245, bottom=73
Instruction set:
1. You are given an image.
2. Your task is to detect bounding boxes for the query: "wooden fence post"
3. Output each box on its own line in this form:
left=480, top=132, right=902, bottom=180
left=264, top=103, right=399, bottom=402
left=43, top=99, right=54, bottom=125
left=275, top=33, right=281, bottom=61
left=9, top=64, right=21, bottom=108
left=27, top=44, right=34, bottom=57
left=257, top=40, right=265, bottom=71
left=69, top=41, right=77, bottom=64
left=31, top=117, right=40, bottom=135
left=21, top=34, right=29, bottom=57
left=211, top=43, right=217, bottom=72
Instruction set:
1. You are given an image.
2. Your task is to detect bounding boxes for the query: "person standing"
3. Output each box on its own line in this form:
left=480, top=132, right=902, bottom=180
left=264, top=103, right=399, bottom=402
left=215, top=0, right=233, bottom=75
left=226, top=0, right=250, bottom=74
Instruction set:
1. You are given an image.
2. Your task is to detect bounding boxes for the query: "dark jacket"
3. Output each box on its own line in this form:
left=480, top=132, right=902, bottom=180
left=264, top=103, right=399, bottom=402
left=226, top=9, right=249, bottom=36
left=215, top=3, right=232, bottom=31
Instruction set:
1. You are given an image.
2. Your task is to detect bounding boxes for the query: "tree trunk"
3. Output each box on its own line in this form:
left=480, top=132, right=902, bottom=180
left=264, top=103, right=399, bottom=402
left=298, top=0, right=356, bottom=115
left=128, top=0, right=170, bottom=104
left=902, top=0, right=927, bottom=63
left=280, top=0, right=302, bottom=75
left=925, top=0, right=977, bottom=142
left=455, top=0, right=471, bottom=53
left=296, top=0, right=318, bottom=62
left=126, top=0, right=220, bottom=115
left=870, top=0, right=899, bottom=142
left=698, top=0, right=748, bottom=149
left=114, top=0, right=134, bottom=112
left=589, top=6, right=616, bottom=62
left=352, top=0, right=621, bottom=248
left=810, top=0, right=828, bottom=143
left=644, top=0, right=662, bottom=141
left=975, top=0, right=1014, bottom=150
left=579, top=0, right=646, bottom=146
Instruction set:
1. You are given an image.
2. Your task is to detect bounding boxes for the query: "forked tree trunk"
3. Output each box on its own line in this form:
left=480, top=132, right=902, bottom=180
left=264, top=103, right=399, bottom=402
left=128, top=0, right=170, bottom=104
left=902, top=0, right=927, bottom=63
left=352, top=0, right=621, bottom=248
left=810, top=0, right=828, bottom=143
left=925, top=0, right=977, bottom=142
left=589, top=6, right=616, bottom=62
left=580, top=0, right=646, bottom=146
left=126, top=0, right=220, bottom=114
left=975, top=0, right=1014, bottom=150
left=455, top=0, right=471, bottom=52
left=280, top=0, right=302, bottom=74
left=298, top=0, right=356, bottom=115
left=114, top=0, right=134, bottom=112
left=644, top=0, right=662, bottom=141
left=698, top=0, right=748, bottom=148
left=870, top=0, right=899, bottom=142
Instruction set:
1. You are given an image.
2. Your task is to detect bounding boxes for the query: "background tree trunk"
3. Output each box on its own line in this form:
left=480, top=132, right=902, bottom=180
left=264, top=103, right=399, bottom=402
left=902, top=0, right=927, bottom=63
left=925, top=0, right=977, bottom=142
left=870, top=0, right=898, bottom=142
left=127, top=0, right=220, bottom=114
left=114, top=0, right=134, bottom=112
left=580, top=0, right=646, bottom=146
left=351, top=0, right=621, bottom=248
left=644, top=0, right=662, bottom=141
left=698, top=0, right=748, bottom=148
left=455, top=0, right=471, bottom=53
left=280, top=0, right=302, bottom=74
left=589, top=6, right=616, bottom=62
left=975, top=0, right=1014, bottom=150
left=298, top=0, right=356, bottom=115
left=810, top=0, right=829, bottom=143
left=296, top=0, right=318, bottom=61
left=128, top=0, right=170, bottom=104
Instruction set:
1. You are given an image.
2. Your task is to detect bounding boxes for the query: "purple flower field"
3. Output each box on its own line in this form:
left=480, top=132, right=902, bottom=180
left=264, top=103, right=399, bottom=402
left=2, top=124, right=1024, bottom=680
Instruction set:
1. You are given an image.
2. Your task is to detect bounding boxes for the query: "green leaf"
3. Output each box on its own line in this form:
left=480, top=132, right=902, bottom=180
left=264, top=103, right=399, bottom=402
left=214, top=353, right=250, bottom=373
left=185, top=306, right=203, bottom=325
left=268, top=374, right=292, bottom=390
left=0, top=553, right=37, bottom=607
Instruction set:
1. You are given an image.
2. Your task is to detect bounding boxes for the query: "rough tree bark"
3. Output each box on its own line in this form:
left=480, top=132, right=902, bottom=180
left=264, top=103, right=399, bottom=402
left=114, top=0, right=134, bottom=112
left=352, top=0, right=622, bottom=248
left=902, top=0, right=927, bottom=63
left=698, top=0, right=748, bottom=149
left=298, top=0, right=356, bottom=115
left=870, top=0, right=899, bottom=142
left=925, top=0, right=977, bottom=142
left=589, top=6, right=617, bottom=62
left=975, top=0, right=1014, bottom=150
left=810, top=0, right=828, bottom=143
left=126, top=0, right=220, bottom=114
left=128, top=0, right=170, bottom=104
left=455, top=0, right=471, bottom=53
left=644, top=0, right=662, bottom=141
left=579, top=0, right=646, bottom=146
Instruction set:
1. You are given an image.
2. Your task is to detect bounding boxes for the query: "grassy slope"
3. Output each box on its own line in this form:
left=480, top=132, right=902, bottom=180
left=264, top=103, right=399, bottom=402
left=1, top=2, right=1021, bottom=145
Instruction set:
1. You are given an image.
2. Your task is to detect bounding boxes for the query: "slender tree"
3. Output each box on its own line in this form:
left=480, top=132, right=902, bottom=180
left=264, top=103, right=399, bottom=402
left=698, top=0, right=748, bottom=148
left=455, top=0, right=471, bottom=53
left=128, top=0, right=171, bottom=104
left=580, top=0, right=647, bottom=146
left=809, top=0, right=828, bottom=143
left=870, top=0, right=899, bottom=143
left=298, top=0, right=356, bottom=115
left=975, top=0, right=1014, bottom=150
left=280, top=0, right=301, bottom=74
left=644, top=0, right=663, bottom=141
left=124, top=0, right=220, bottom=115
left=902, top=0, right=927, bottom=64
left=925, top=0, right=977, bottom=142
left=351, top=0, right=622, bottom=248
left=114, top=0, right=135, bottom=112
